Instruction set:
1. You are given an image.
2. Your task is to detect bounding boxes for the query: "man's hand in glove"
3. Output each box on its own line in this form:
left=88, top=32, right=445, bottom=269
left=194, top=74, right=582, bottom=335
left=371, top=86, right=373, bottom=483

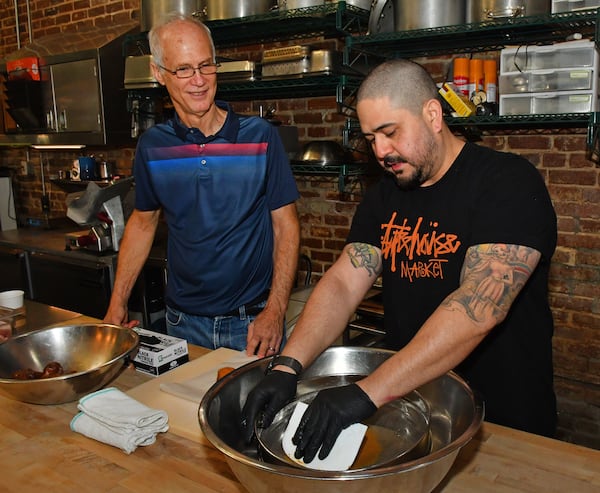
left=292, top=383, right=377, bottom=463
left=241, top=370, right=297, bottom=443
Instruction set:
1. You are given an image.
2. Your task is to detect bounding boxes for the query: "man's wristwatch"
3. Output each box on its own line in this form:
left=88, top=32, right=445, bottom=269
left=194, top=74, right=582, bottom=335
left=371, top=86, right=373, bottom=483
left=266, top=355, right=303, bottom=375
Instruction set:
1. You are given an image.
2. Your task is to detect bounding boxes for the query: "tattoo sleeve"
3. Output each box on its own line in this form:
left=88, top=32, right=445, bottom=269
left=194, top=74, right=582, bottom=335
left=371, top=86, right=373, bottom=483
left=444, top=244, right=541, bottom=325
left=346, top=242, right=382, bottom=278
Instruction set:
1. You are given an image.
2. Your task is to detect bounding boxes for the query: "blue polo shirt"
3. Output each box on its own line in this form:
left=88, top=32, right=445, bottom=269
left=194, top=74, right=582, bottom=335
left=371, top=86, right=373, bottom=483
left=133, top=101, right=299, bottom=316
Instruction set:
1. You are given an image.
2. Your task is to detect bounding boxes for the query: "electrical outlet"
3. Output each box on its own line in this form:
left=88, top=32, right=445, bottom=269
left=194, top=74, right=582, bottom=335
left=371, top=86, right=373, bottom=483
left=20, top=161, right=33, bottom=175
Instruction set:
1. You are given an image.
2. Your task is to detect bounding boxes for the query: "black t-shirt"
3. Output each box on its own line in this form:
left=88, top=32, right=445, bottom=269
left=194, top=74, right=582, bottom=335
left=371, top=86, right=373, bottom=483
left=347, top=142, right=557, bottom=436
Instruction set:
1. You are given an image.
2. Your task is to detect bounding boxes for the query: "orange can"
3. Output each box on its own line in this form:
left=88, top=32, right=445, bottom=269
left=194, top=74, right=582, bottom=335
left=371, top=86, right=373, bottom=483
left=468, top=58, right=484, bottom=97
left=453, top=57, right=470, bottom=96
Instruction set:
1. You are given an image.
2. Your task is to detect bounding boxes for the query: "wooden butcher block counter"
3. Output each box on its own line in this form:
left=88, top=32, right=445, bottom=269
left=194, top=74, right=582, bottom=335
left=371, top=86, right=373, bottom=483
left=0, top=311, right=599, bottom=492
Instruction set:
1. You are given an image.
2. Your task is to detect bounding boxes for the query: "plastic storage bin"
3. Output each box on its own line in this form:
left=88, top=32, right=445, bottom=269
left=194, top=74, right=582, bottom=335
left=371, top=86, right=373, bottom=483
left=500, top=90, right=597, bottom=115
left=499, top=68, right=596, bottom=94
left=552, top=0, right=600, bottom=12
left=500, top=39, right=598, bottom=73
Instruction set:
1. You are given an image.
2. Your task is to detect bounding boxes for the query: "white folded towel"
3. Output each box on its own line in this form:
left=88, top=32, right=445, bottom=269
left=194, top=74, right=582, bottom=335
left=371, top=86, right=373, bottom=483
left=70, top=387, right=169, bottom=454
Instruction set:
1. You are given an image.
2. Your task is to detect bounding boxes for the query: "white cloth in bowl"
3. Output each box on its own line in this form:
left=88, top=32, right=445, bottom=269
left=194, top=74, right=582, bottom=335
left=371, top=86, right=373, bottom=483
left=282, top=401, right=368, bottom=471
left=70, top=387, right=169, bottom=454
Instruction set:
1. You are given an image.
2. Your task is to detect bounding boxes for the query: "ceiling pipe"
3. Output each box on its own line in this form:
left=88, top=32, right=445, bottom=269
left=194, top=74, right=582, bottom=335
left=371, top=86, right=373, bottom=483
left=26, top=0, right=33, bottom=43
left=13, top=0, right=21, bottom=49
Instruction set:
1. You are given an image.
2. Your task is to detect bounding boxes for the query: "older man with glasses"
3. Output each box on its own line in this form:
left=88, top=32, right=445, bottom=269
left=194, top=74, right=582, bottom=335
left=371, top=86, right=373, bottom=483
left=104, top=14, right=300, bottom=358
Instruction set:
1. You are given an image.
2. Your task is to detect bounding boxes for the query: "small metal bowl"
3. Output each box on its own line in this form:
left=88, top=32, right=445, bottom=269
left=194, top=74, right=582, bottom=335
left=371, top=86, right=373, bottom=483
left=0, top=324, right=139, bottom=405
left=256, top=389, right=431, bottom=471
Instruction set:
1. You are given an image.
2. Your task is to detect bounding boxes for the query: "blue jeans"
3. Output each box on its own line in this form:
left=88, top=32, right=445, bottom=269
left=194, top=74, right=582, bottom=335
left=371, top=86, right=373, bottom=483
left=165, top=302, right=286, bottom=352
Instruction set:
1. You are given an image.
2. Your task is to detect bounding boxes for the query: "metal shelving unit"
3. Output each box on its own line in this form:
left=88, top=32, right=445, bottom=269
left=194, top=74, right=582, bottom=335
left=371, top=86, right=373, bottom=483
left=123, top=1, right=369, bottom=55
left=217, top=74, right=362, bottom=101
left=291, top=162, right=372, bottom=193
left=205, top=2, right=369, bottom=47
left=346, top=10, right=600, bottom=59
left=344, top=10, right=600, bottom=161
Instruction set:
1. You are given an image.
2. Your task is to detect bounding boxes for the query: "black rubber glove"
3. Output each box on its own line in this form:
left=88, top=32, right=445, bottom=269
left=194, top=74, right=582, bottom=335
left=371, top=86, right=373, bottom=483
left=292, top=384, right=377, bottom=463
left=240, top=369, right=297, bottom=443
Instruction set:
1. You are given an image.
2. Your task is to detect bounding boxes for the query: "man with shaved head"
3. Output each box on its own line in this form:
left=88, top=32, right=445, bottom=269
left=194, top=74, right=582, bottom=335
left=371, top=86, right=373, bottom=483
left=242, top=59, right=557, bottom=464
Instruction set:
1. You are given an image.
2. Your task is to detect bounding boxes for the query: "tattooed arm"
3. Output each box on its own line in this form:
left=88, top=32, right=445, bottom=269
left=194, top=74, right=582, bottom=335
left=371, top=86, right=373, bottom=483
left=358, top=243, right=541, bottom=407
left=277, top=242, right=383, bottom=370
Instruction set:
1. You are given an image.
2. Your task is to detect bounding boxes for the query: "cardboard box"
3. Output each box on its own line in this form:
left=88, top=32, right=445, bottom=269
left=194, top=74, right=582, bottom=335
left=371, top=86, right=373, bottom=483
left=6, top=57, right=41, bottom=81
left=0, top=305, right=26, bottom=338
left=132, top=328, right=189, bottom=376
left=439, top=82, right=475, bottom=117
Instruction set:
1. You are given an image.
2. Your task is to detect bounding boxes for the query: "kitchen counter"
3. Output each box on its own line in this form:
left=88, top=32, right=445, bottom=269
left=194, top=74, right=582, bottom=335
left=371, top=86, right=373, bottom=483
left=0, top=220, right=168, bottom=264
left=0, top=223, right=118, bottom=265
left=1, top=308, right=599, bottom=492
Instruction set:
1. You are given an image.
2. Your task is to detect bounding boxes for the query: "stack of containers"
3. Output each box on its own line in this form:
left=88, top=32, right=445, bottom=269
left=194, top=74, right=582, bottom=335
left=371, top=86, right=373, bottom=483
left=499, top=39, right=600, bottom=115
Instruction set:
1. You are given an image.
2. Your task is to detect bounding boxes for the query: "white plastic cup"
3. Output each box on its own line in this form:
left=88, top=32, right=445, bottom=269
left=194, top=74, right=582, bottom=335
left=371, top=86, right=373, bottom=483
left=0, top=290, right=24, bottom=309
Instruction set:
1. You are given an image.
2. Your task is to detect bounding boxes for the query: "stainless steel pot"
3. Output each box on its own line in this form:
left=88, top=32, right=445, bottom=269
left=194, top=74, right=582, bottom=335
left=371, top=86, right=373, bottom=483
left=140, top=0, right=203, bottom=31
left=466, top=0, right=550, bottom=22
left=279, top=0, right=371, bottom=9
left=278, top=0, right=324, bottom=9
left=198, top=0, right=276, bottom=20
left=369, top=0, right=466, bottom=34
left=346, top=0, right=373, bottom=9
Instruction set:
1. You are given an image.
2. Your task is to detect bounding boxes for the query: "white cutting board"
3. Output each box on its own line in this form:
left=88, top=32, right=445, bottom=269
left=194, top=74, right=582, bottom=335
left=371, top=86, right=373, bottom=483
left=127, top=347, right=243, bottom=443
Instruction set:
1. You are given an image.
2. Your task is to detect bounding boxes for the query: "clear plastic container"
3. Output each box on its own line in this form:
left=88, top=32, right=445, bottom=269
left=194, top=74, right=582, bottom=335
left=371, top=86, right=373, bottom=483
left=499, top=68, right=595, bottom=94
left=552, top=0, right=600, bottom=13
left=500, top=40, right=598, bottom=73
left=500, top=91, right=596, bottom=115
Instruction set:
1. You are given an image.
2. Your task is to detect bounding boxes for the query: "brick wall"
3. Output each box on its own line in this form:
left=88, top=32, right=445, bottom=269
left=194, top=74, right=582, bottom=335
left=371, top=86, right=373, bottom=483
left=0, top=1, right=598, bottom=449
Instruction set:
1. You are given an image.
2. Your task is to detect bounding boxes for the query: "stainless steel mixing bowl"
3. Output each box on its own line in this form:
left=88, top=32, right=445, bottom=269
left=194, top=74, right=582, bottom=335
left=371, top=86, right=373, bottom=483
left=199, top=346, right=484, bottom=493
left=0, top=324, right=139, bottom=405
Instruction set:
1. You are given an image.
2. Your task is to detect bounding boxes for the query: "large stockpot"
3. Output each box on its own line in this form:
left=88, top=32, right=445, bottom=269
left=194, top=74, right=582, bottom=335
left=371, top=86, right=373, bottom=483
left=278, top=0, right=324, bottom=9
left=140, top=0, right=203, bottom=31
left=199, top=346, right=484, bottom=493
left=466, top=0, right=551, bottom=22
left=369, top=0, right=466, bottom=34
left=278, top=0, right=371, bottom=10
left=197, top=0, right=276, bottom=20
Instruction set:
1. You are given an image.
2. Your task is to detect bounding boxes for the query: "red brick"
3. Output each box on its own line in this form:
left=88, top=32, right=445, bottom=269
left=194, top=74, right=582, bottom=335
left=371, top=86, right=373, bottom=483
left=507, top=135, right=552, bottom=149
left=554, top=135, right=586, bottom=151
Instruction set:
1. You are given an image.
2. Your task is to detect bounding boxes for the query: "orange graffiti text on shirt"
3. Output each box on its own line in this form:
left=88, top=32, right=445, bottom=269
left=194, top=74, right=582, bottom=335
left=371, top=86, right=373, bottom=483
left=380, top=212, right=461, bottom=274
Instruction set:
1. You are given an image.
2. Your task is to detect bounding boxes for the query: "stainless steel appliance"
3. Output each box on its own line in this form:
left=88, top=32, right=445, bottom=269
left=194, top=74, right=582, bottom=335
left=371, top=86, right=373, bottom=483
left=65, top=177, right=134, bottom=253
left=0, top=22, right=137, bottom=146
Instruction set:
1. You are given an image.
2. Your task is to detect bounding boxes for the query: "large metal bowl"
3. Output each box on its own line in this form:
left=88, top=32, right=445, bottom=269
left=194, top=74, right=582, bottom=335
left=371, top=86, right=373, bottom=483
left=199, top=346, right=484, bottom=493
left=0, top=324, right=139, bottom=405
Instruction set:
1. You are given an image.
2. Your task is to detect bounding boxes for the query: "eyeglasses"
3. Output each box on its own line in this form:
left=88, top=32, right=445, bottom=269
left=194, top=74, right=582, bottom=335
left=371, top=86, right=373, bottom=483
left=158, top=63, right=220, bottom=78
